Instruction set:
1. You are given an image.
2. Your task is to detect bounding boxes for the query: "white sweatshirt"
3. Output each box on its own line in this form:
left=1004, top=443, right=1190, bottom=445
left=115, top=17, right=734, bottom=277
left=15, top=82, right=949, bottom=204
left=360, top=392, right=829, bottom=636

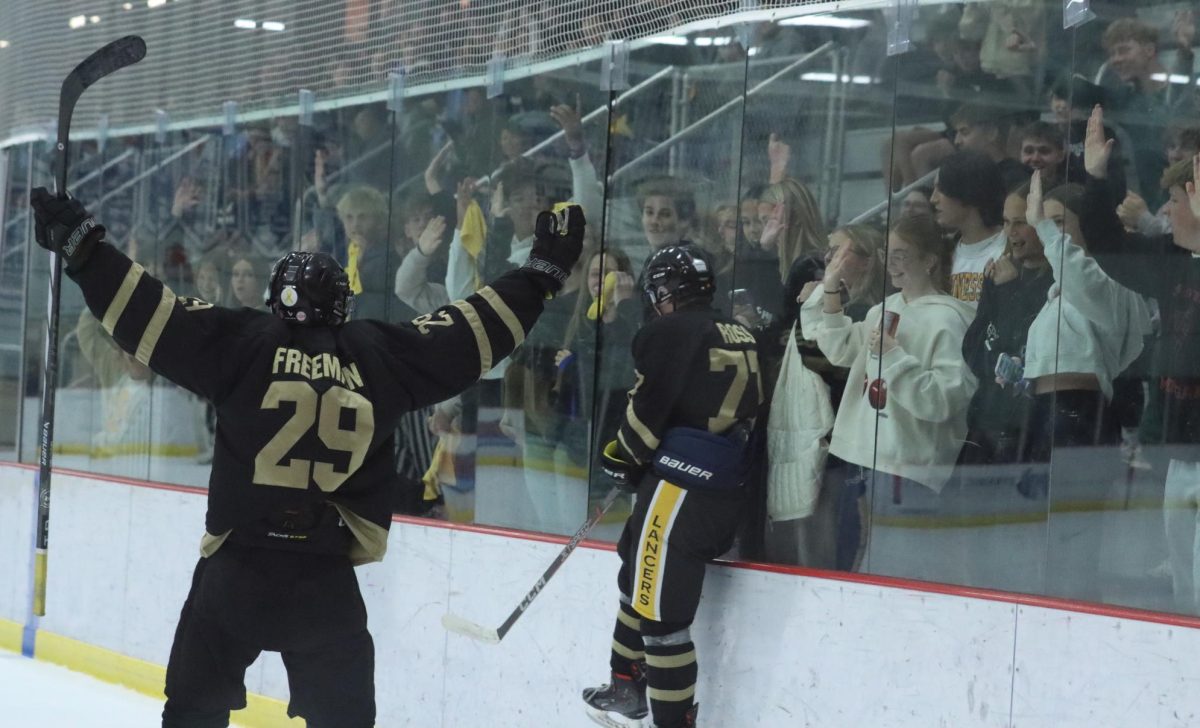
left=801, top=291, right=978, bottom=493
left=444, top=152, right=602, bottom=303
left=1022, top=220, right=1152, bottom=400
left=951, top=230, right=1006, bottom=306
left=394, top=247, right=450, bottom=314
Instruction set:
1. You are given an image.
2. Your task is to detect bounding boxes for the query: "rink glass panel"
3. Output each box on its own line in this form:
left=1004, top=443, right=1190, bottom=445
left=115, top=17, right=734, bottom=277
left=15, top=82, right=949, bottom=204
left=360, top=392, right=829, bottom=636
left=4, top=0, right=1200, bottom=618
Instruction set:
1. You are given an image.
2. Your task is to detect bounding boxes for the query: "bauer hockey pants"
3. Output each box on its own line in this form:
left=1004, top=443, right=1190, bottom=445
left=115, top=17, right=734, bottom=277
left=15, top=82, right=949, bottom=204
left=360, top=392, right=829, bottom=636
left=610, top=476, right=743, bottom=726
left=162, top=543, right=374, bottom=728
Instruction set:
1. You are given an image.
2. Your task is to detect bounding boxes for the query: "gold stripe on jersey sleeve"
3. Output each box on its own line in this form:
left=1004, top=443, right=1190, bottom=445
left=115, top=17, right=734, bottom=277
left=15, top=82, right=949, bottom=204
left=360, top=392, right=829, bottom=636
left=476, top=286, right=525, bottom=348
left=452, top=300, right=493, bottom=374
left=134, top=285, right=177, bottom=366
left=625, top=401, right=661, bottom=452
left=616, top=429, right=638, bottom=463
left=101, top=262, right=145, bottom=335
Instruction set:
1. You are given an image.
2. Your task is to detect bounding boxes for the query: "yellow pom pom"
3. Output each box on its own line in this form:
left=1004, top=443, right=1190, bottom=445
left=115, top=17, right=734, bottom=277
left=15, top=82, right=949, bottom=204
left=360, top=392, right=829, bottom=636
left=588, top=271, right=618, bottom=320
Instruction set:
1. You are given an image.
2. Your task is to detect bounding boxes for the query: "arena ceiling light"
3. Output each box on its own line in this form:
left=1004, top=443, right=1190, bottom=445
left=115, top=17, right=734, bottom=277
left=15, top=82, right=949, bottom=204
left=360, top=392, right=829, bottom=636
left=0, top=41, right=9, bottom=49
left=68, top=15, right=87, bottom=29
left=801, top=72, right=876, bottom=85
left=122, top=3, right=133, bottom=9
left=1151, top=72, right=1195, bottom=86
left=234, top=18, right=257, bottom=29
left=779, top=15, right=871, bottom=29
left=647, top=36, right=688, bottom=46
left=262, top=21, right=285, bottom=32
left=147, top=0, right=167, bottom=7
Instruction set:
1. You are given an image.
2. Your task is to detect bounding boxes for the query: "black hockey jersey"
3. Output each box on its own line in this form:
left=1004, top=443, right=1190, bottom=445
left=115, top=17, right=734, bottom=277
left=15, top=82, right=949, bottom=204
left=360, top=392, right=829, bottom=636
left=615, top=307, right=763, bottom=467
left=69, top=241, right=551, bottom=564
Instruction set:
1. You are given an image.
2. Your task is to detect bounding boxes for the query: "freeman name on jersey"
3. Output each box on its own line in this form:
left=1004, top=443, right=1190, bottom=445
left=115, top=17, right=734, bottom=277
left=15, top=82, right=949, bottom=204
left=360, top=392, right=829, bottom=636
left=271, top=346, right=364, bottom=391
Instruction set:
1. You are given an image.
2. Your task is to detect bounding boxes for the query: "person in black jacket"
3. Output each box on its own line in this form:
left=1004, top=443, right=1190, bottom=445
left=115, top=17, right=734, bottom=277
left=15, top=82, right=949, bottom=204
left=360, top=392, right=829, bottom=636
left=961, top=182, right=1052, bottom=466
left=1079, top=105, right=1200, bottom=613
left=29, top=186, right=584, bottom=728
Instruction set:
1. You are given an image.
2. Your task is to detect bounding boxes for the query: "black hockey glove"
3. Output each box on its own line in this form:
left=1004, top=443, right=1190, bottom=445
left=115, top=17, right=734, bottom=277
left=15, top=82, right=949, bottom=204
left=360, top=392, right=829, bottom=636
left=601, top=440, right=642, bottom=493
left=30, top=187, right=105, bottom=272
left=522, top=203, right=585, bottom=295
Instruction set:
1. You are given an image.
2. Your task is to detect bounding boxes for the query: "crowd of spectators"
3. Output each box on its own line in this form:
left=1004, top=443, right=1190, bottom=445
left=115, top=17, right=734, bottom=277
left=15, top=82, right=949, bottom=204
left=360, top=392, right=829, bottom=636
left=22, top=2, right=1200, bottom=615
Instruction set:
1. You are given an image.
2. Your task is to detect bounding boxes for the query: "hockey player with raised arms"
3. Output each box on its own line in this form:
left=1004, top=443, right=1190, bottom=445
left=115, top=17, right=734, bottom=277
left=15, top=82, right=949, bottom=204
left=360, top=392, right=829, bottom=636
left=28, top=186, right=584, bottom=728
left=584, top=244, right=764, bottom=728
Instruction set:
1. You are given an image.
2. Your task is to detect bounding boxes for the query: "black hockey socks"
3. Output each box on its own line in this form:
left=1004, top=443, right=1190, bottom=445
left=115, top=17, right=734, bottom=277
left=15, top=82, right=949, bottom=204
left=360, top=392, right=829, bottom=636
left=609, top=599, right=646, bottom=675
left=642, top=623, right=697, bottom=727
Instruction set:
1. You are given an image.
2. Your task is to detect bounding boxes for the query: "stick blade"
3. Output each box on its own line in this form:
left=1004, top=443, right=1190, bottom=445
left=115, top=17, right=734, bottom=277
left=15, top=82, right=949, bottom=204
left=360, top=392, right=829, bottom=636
left=72, top=35, right=147, bottom=89
left=441, top=613, right=501, bottom=644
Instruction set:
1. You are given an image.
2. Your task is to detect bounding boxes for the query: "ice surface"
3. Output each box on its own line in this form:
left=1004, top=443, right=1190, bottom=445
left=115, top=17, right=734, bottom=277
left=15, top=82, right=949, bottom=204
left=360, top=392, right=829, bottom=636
left=0, top=651, right=168, bottom=727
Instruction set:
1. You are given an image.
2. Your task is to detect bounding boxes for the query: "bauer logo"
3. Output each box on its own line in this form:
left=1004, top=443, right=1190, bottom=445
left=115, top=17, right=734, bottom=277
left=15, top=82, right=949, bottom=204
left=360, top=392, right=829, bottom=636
left=64, top=217, right=97, bottom=257
left=656, top=454, right=713, bottom=481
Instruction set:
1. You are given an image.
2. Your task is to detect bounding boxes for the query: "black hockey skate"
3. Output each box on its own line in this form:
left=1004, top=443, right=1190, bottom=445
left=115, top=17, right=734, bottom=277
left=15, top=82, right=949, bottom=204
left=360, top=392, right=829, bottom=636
left=582, top=666, right=649, bottom=728
left=655, top=703, right=698, bottom=728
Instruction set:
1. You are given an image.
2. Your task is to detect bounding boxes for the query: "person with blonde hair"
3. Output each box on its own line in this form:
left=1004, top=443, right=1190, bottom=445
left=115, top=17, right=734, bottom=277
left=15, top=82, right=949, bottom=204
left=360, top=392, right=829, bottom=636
left=768, top=224, right=887, bottom=568
left=337, top=184, right=407, bottom=322
left=801, top=214, right=977, bottom=578
left=741, top=178, right=826, bottom=324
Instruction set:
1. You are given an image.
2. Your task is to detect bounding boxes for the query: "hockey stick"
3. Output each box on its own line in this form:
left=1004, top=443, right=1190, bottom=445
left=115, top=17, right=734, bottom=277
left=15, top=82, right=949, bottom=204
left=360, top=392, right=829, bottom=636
left=33, top=35, right=146, bottom=617
left=442, top=486, right=623, bottom=643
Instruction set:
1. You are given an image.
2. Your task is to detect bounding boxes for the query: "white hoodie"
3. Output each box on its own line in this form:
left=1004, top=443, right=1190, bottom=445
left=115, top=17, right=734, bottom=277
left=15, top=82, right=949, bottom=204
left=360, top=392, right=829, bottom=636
left=802, top=291, right=979, bottom=493
left=1022, top=220, right=1152, bottom=400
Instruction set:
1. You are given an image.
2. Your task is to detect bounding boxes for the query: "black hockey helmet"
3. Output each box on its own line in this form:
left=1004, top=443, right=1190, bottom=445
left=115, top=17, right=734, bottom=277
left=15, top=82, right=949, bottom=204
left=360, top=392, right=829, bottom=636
left=642, top=243, right=716, bottom=310
left=267, top=251, right=353, bottom=326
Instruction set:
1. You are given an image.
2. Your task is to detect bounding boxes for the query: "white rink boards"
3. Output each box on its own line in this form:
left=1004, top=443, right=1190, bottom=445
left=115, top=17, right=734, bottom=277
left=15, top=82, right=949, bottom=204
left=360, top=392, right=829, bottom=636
left=4, top=461, right=1200, bottom=727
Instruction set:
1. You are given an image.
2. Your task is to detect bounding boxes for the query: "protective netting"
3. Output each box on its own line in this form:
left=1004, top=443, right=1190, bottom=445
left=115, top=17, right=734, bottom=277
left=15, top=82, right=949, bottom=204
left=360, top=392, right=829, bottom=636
left=0, top=0, right=833, bottom=145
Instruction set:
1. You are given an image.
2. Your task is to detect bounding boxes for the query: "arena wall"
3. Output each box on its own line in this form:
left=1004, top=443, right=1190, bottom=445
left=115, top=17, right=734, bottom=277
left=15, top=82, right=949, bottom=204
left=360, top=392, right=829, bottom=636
left=3, top=461, right=1200, bottom=728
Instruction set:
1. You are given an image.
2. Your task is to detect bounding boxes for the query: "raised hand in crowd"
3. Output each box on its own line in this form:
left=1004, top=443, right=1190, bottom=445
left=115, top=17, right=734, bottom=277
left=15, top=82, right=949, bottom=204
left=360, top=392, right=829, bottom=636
left=490, top=179, right=509, bottom=220
left=1084, top=105, right=1115, bottom=180
left=1117, top=191, right=1150, bottom=230
left=171, top=177, right=202, bottom=219
left=610, top=270, right=636, bottom=306
left=1025, top=169, right=1045, bottom=226
left=425, top=141, right=455, bottom=195
left=768, top=132, right=791, bottom=185
left=417, top=216, right=448, bottom=256
left=797, top=279, right=823, bottom=304
left=455, top=177, right=478, bottom=228
left=759, top=198, right=787, bottom=249
left=984, top=254, right=1019, bottom=285
left=549, top=98, right=586, bottom=158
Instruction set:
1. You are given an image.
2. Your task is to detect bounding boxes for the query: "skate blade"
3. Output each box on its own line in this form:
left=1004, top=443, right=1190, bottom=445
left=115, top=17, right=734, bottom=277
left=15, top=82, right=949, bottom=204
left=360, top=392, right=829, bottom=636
left=585, top=706, right=647, bottom=728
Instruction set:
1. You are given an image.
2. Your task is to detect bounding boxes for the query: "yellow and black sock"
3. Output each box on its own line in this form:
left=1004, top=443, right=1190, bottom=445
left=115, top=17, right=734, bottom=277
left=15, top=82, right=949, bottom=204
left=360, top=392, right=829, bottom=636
left=643, top=625, right=697, bottom=726
left=608, top=599, right=645, bottom=676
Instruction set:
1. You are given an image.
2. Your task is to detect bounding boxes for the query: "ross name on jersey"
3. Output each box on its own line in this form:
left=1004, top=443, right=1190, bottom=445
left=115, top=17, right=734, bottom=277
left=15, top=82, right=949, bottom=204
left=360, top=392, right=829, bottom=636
left=716, top=322, right=755, bottom=346
left=271, top=347, right=364, bottom=391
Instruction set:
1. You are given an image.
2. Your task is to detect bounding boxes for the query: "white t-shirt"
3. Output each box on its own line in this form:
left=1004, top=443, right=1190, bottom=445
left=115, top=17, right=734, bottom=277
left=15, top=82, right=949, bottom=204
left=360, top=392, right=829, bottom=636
left=950, top=230, right=1006, bottom=306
